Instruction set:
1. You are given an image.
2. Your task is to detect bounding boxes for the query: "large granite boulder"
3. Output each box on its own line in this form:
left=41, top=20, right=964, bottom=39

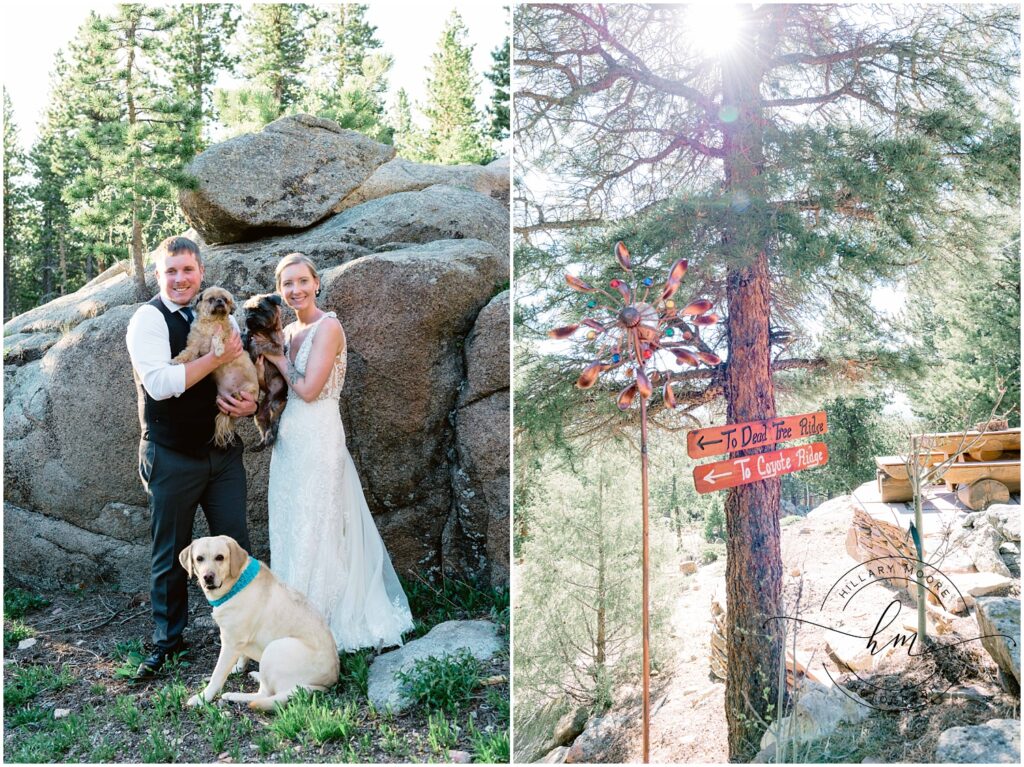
left=4, top=132, right=509, bottom=591
left=336, top=155, right=509, bottom=212
left=935, top=719, right=1020, bottom=763
left=444, top=291, right=510, bottom=587
left=366, top=620, right=503, bottom=712
left=179, top=114, right=395, bottom=244
left=975, top=597, right=1020, bottom=688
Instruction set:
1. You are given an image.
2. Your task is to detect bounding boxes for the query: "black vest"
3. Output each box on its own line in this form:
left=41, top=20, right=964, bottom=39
left=134, top=296, right=219, bottom=455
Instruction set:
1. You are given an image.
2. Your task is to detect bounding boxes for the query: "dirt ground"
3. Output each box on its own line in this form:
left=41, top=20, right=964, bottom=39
left=3, top=580, right=510, bottom=763
left=606, top=505, right=1019, bottom=763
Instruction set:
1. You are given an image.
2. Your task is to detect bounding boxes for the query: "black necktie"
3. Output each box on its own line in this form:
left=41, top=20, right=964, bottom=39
left=180, top=307, right=194, bottom=324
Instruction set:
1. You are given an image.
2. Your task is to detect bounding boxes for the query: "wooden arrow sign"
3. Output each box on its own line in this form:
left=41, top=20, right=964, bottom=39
left=687, top=411, right=828, bottom=459
left=693, top=442, right=830, bottom=494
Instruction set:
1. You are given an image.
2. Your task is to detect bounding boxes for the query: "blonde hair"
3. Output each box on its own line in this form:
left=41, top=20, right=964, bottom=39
left=275, top=252, right=320, bottom=292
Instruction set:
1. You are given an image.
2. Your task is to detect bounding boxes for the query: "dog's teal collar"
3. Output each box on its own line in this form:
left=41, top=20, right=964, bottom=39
left=208, top=558, right=260, bottom=607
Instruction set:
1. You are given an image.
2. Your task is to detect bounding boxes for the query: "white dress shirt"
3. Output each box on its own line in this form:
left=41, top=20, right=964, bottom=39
left=126, top=294, right=239, bottom=401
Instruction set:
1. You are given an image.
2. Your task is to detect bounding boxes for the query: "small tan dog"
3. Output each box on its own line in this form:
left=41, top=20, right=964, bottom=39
left=173, top=287, right=259, bottom=448
left=179, top=536, right=339, bottom=710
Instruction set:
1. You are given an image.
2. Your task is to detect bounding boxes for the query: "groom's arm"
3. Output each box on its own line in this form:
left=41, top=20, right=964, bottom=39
left=126, top=308, right=245, bottom=399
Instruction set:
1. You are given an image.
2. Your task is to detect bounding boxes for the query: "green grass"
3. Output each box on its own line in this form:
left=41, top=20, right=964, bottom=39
left=4, top=588, right=51, bottom=619
left=4, top=709, right=91, bottom=763
left=396, top=650, right=482, bottom=714
left=6, top=705, right=51, bottom=728
left=112, top=695, right=142, bottom=731
left=141, top=728, right=176, bottom=763
left=426, top=710, right=459, bottom=753
left=151, top=681, right=188, bottom=723
left=469, top=721, right=510, bottom=763
left=378, top=722, right=408, bottom=759
left=270, top=689, right=358, bottom=745
left=4, top=665, right=75, bottom=710
left=403, top=576, right=510, bottom=636
left=338, top=649, right=372, bottom=698
left=486, top=686, right=510, bottom=724
left=4, top=619, right=35, bottom=646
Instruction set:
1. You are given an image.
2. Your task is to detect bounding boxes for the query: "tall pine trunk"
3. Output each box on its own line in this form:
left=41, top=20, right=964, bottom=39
left=721, top=6, right=783, bottom=758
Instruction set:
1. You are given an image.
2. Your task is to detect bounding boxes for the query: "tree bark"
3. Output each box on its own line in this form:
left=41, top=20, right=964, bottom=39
left=721, top=6, right=783, bottom=759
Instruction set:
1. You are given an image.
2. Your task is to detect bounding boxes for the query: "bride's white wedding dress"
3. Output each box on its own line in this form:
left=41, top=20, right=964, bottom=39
left=268, top=312, right=413, bottom=651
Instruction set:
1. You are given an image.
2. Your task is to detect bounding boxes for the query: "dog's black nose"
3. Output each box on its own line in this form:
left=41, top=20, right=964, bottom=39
left=203, top=573, right=215, bottom=584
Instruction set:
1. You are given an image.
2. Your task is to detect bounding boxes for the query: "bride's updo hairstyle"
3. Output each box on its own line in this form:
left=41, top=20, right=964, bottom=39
left=275, top=252, right=322, bottom=296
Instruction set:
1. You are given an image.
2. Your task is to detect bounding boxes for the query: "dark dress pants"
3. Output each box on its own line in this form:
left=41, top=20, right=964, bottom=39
left=139, top=439, right=250, bottom=650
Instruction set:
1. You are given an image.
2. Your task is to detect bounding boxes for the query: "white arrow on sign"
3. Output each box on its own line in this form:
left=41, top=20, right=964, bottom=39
left=703, top=467, right=732, bottom=485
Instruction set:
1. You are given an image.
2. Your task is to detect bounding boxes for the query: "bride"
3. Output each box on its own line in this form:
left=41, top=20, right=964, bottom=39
left=262, top=252, right=413, bottom=652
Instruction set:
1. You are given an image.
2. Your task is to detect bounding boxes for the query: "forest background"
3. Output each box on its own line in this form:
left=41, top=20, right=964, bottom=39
left=3, top=2, right=510, bottom=318
left=512, top=3, right=1020, bottom=760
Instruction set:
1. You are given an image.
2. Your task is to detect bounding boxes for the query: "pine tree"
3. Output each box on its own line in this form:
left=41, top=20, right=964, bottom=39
left=240, top=4, right=309, bottom=118
left=163, top=4, right=239, bottom=149
left=421, top=11, right=493, bottom=165
left=310, top=3, right=381, bottom=88
left=516, top=5, right=1019, bottom=755
left=300, top=2, right=391, bottom=140
left=389, top=87, right=426, bottom=160
left=485, top=35, right=510, bottom=142
left=64, top=7, right=195, bottom=299
left=4, top=89, right=32, bottom=319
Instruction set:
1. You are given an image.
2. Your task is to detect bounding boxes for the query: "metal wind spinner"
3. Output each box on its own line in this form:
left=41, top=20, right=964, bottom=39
left=549, top=241, right=722, bottom=404
left=549, top=240, right=721, bottom=763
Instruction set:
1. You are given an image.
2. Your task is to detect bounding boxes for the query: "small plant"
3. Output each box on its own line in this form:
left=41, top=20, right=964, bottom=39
left=379, top=723, right=407, bottom=757
left=112, top=695, right=142, bottom=731
left=6, top=705, right=50, bottom=728
left=402, top=575, right=510, bottom=636
left=90, top=737, right=120, bottom=762
left=485, top=686, right=510, bottom=725
left=151, top=681, right=188, bottom=721
left=396, top=650, right=481, bottom=714
left=141, top=728, right=176, bottom=763
left=468, top=720, right=510, bottom=763
left=4, top=665, right=75, bottom=710
left=426, top=710, right=459, bottom=753
left=4, top=588, right=51, bottom=619
left=6, top=712, right=88, bottom=763
left=256, top=732, right=281, bottom=758
left=701, top=548, right=719, bottom=564
left=270, top=690, right=357, bottom=744
left=4, top=619, right=35, bottom=646
left=338, top=649, right=372, bottom=697
left=112, top=639, right=146, bottom=679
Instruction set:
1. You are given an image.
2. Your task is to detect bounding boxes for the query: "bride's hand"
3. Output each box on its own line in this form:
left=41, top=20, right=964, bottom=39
left=263, top=352, right=287, bottom=373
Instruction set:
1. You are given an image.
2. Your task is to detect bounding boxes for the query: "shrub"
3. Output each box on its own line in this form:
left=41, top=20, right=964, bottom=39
left=395, top=650, right=481, bottom=714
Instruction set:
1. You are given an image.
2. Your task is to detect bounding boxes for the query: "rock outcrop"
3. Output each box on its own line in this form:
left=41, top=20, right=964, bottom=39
left=4, top=115, right=510, bottom=590
left=179, top=114, right=395, bottom=244
left=975, top=597, right=1021, bottom=689
left=935, top=719, right=1020, bottom=763
left=444, top=291, right=510, bottom=588
left=366, top=620, right=503, bottom=712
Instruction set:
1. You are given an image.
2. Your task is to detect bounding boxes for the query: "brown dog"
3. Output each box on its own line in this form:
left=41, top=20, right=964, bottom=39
left=173, top=287, right=259, bottom=448
left=179, top=536, right=339, bottom=711
left=242, top=293, right=288, bottom=451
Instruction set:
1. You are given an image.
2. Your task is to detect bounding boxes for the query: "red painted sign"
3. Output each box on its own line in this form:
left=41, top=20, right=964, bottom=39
left=693, top=442, right=830, bottom=494
left=687, top=411, right=828, bottom=459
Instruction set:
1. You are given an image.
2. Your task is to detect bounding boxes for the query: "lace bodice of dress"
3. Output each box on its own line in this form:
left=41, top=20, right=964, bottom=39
left=285, top=312, right=346, bottom=401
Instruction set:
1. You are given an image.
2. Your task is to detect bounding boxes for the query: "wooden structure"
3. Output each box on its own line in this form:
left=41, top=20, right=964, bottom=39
left=874, top=428, right=1021, bottom=509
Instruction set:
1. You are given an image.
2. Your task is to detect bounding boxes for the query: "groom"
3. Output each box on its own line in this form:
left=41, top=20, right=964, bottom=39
left=126, top=236, right=257, bottom=678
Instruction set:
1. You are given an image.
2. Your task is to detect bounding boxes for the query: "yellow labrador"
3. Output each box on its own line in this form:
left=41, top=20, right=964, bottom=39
left=179, top=536, right=339, bottom=710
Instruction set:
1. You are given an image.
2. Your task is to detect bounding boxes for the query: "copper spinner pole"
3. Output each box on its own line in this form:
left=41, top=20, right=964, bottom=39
left=640, top=392, right=650, bottom=763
